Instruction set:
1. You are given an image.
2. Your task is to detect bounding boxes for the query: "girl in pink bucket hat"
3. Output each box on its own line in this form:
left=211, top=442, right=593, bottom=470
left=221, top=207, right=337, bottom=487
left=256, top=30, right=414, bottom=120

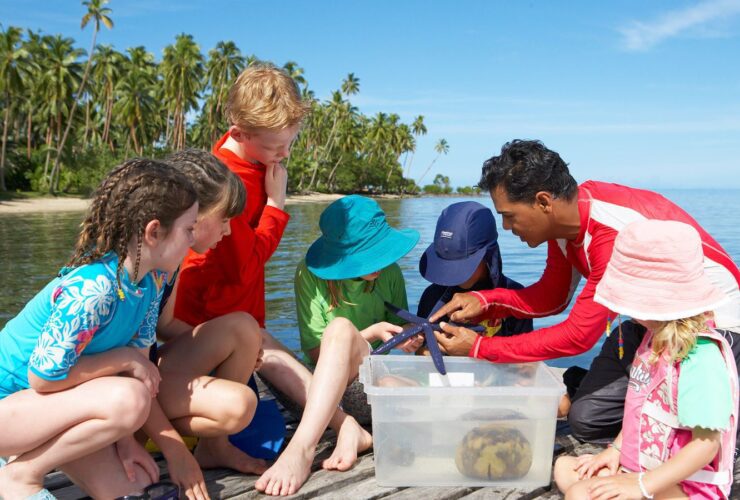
left=555, top=219, right=738, bottom=499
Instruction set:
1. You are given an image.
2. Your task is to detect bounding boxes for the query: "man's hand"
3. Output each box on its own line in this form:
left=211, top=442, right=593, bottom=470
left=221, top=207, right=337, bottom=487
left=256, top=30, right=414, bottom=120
left=429, top=292, right=484, bottom=323
left=433, top=322, right=479, bottom=356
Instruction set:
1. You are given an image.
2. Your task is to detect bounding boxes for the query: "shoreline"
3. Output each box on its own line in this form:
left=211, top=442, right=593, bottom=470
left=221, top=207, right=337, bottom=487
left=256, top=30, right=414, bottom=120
left=0, top=192, right=407, bottom=214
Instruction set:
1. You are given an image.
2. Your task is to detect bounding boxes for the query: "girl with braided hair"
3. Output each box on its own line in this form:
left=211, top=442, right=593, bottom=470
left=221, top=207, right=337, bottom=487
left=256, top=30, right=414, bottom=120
left=149, top=149, right=268, bottom=482
left=0, top=159, right=198, bottom=499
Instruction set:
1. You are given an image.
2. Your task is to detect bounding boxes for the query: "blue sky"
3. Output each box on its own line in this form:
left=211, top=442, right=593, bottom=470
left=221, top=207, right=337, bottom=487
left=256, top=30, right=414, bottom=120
left=3, top=0, right=740, bottom=188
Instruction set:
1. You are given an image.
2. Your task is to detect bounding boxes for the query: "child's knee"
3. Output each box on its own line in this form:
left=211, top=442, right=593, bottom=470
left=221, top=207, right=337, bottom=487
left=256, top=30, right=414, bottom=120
left=104, top=378, right=152, bottom=430
left=322, top=318, right=356, bottom=345
left=218, top=385, right=258, bottom=433
left=225, top=312, right=261, bottom=342
left=553, top=456, right=576, bottom=492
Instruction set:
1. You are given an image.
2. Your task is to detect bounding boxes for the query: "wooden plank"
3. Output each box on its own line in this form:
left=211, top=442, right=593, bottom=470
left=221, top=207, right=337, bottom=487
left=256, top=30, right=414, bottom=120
left=310, top=474, right=401, bottom=499
left=459, top=487, right=547, bottom=499
left=380, top=486, right=475, bottom=499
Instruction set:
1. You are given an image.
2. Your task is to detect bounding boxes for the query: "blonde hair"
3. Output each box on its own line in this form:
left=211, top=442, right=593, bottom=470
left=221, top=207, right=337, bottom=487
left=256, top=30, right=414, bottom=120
left=327, top=279, right=375, bottom=311
left=226, top=63, right=310, bottom=132
left=647, top=313, right=708, bottom=364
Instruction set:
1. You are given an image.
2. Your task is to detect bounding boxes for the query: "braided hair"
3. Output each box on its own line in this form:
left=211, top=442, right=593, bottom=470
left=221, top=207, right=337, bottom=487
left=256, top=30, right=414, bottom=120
left=68, top=158, right=197, bottom=289
left=164, top=148, right=246, bottom=217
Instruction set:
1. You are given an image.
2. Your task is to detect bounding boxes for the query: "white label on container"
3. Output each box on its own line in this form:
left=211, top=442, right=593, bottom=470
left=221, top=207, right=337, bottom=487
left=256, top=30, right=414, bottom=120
left=428, top=372, right=475, bottom=387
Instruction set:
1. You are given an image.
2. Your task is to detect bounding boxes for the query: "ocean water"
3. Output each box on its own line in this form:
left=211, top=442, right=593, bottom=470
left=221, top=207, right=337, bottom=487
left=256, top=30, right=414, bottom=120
left=1, top=190, right=739, bottom=369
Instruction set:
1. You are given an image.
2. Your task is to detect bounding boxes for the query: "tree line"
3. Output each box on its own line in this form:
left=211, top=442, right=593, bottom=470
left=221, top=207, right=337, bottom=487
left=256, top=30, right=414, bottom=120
left=0, top=0, right=476, bottom=196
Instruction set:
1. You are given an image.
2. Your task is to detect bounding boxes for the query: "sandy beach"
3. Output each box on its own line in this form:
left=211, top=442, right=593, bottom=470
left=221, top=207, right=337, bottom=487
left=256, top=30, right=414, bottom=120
left=0, top=192, right=407, bottom=214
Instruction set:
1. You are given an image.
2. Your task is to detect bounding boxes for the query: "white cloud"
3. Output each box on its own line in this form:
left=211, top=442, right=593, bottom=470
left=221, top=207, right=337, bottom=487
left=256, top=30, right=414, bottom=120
left=619, top=0, right=740, bottom=51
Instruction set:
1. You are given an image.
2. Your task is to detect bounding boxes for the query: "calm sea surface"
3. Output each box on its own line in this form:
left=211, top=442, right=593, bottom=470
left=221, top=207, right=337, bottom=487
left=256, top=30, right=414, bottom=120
left=2, top=190, right=739, bottom=369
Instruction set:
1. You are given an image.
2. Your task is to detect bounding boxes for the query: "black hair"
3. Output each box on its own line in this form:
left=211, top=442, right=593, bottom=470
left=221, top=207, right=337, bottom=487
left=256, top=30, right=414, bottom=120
left=478, top=140, right=578, bottom=203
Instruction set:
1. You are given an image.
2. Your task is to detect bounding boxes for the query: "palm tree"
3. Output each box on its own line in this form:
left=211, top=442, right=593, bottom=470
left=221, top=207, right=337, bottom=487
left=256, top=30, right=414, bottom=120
left=417, top=138, right=449, bottom=185
left=341, top=72, right=360, bottom=97
left=91, top=44, right=122, bottom=147
left=19, top=30, right=45, bottom=160
left=404, top=115, right=427, bottom=177
left=49, top=0, right=113, bottom=193
left=321, top=73, right=360, bottom=163
left=386, top=122, right=413, bottom=186
left=205, top=41, right=244, bottom=143
left=0, top=26, right=31, bottom=191
left=114, top=69, right=156, bottom=155
left=161, top=33, right=205, bottom=150
left=37, top=35, right=83, bottom=187
left=282, top=60, right=306, bottom=88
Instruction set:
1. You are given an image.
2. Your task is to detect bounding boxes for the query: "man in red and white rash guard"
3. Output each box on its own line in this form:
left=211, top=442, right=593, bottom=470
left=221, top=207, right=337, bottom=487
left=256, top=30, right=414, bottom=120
left=432, top=140, right=740, bottom=442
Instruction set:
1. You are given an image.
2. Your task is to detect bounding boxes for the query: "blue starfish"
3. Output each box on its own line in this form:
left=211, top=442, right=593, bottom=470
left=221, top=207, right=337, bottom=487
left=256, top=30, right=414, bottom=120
left=371, top=302, right=485, bottom=375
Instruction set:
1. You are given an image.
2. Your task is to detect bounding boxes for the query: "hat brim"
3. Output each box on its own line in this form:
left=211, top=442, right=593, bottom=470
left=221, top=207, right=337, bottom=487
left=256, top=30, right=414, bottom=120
left=594, top=266, right=730, bottom=321
left=306, top=227, right=419, bottom=280
left=419, top=243, right=488, bottom=287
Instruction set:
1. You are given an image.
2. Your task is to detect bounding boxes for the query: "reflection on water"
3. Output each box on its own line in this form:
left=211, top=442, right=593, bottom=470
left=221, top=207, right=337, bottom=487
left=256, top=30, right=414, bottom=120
left=2, top=191, right=739, bottom=368
left=0, top=212, right=81, bottom=325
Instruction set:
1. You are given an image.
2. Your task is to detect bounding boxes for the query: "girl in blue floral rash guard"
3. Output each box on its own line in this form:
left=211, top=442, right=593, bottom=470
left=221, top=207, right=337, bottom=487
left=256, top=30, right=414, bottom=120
left=0, top=159, right=198, bottom=499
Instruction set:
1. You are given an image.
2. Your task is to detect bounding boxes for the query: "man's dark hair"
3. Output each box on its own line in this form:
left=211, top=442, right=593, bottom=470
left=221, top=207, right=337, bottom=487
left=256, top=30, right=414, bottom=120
left=478, top=140, right=578, bottom=203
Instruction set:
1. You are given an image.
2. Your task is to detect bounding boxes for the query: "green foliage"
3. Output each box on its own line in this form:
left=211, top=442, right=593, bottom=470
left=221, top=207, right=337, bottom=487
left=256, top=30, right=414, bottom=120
left=0, top=13, right=450, bottom=194
left=456, top=185, right=481, bottom=195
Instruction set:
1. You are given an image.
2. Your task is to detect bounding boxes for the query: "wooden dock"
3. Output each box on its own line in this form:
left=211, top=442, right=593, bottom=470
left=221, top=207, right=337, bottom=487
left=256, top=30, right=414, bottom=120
left=43, top=415, right=740, bottom=500
left=42, top=368, right=740, bottom=499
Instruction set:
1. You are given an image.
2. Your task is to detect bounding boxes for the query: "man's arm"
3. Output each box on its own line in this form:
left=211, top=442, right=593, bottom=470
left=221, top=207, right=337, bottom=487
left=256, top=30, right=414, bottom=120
left=471, top=228, right=616, bottom=362
left=475, top=240, right=579, bottom=320
left=471, top=278, right=610, bottom=361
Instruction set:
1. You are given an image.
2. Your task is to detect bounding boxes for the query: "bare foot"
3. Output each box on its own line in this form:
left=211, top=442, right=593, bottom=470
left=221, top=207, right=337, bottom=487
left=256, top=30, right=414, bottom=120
left=322, top=416, right=372, bottom=471
left=193, top=436, right=268, bottom=475
left=0, top=461, right=45, bottom=499
left=255, top=440, right=314, bottom=496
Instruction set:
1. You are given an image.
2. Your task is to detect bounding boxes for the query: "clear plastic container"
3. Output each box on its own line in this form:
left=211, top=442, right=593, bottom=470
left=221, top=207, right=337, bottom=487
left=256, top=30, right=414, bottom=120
left=359, top=355, right=565, bottom=488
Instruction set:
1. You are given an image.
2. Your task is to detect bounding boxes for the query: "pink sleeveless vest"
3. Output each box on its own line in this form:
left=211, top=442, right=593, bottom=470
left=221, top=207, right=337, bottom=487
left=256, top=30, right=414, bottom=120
left=620, top=329, right=738, bottom=498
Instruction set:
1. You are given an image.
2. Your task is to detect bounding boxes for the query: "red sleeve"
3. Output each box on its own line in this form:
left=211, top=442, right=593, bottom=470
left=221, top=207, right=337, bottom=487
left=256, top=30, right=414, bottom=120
left=173, top=205, right=289, bottom=325
left=474, top=240, right=576, bottom=319
left=233, top=205, right=290, bottom=279
left=471, top=228, right=617, bottom=362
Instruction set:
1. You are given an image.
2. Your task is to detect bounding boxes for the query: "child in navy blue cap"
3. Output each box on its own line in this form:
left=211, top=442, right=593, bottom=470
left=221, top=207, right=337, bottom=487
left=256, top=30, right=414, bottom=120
left=418, top=201, right=532, bottom=337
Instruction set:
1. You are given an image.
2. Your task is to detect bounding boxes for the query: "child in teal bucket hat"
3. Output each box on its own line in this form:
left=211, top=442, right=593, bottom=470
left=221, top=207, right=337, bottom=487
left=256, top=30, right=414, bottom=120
left=256, top=195, right=421, bottom=496
left=300, top=195, right=421, bottom=369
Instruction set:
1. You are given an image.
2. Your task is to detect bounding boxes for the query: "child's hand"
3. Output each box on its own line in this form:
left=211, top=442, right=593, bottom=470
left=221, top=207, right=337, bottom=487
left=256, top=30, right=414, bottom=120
left=265, top=163, right=288, bottom=210
left=588, top=472, right=643, bottom=500
left=363, top=322, right=423, bottom=352
left=115, top=435, right=159, bottom=484
left=165, top=446, right=209, bottom=500
left=574, top=446, right=620, bottom=479
left=123, top=348, right=161, bottom=397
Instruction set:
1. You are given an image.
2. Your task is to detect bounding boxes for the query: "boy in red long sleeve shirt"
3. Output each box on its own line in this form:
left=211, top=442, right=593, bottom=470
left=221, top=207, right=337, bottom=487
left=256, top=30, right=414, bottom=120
left=431, top=140, right=740, bottom=443
left=175, top=65, right=372, bottom=496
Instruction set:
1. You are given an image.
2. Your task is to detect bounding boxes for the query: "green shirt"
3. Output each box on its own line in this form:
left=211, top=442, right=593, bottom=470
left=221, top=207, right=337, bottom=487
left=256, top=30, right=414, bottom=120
left=677, top=337, right=733, bottom=431
left=294, top=259, right=408, bottom=364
